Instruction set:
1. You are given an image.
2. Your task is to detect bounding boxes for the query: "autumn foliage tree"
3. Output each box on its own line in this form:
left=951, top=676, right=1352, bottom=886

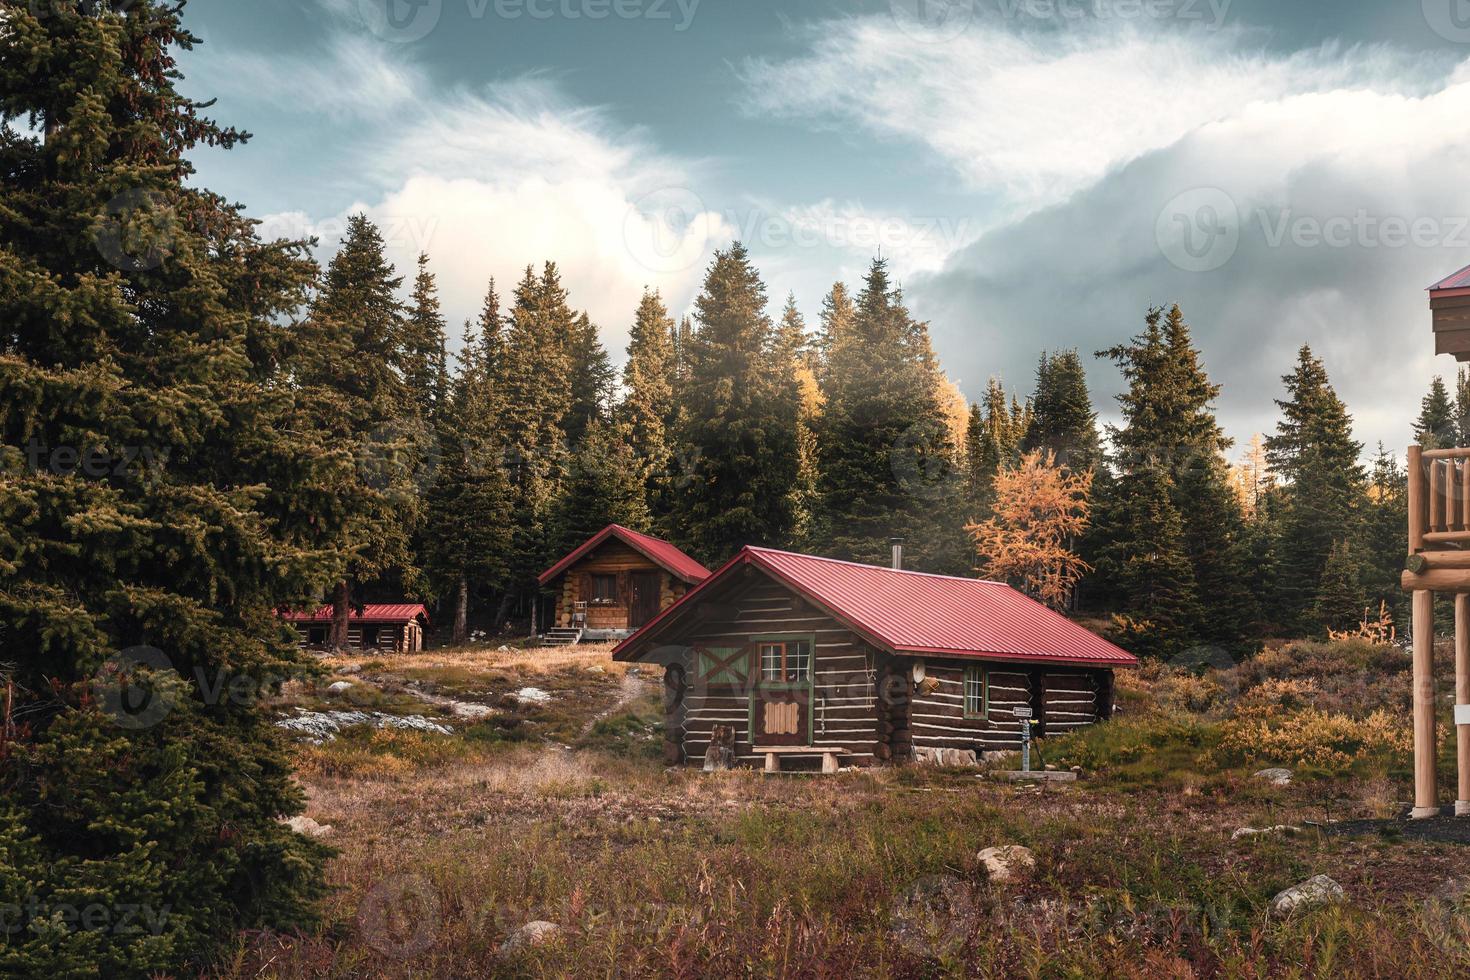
left=967, top=451, right=1093, bottom=609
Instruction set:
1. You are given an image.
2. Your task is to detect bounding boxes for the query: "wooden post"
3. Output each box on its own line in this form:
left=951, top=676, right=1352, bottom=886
left=1413, top=589, right=1439, bottom=819
left=1458, top=595, right=1470, bottom=817
left=1409, top=445, right=1426, bottom=553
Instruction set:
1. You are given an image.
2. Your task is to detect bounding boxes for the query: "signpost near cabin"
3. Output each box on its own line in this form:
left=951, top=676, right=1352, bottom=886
left=1014, top=705, right=1033, bottom=772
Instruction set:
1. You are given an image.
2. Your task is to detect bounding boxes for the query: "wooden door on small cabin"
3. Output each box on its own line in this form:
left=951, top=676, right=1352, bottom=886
left=629, top=571, right=662, bottom=628
left=752, top=639, right=811, bottom=746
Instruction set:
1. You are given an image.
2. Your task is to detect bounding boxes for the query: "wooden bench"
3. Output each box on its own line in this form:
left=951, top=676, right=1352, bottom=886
left=755, top=746, right=849, bottom=774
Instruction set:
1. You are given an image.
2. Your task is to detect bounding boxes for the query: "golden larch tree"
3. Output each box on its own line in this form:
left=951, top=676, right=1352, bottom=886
left=967, top=450, right=1093, bottom=609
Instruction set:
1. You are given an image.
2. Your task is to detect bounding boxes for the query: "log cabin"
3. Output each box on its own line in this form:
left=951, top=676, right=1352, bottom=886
left=612, top=544, right=1137, bottom=770
left=537, top=524, right=711, bottom=644
left=281, top=603, right=429, bottom=653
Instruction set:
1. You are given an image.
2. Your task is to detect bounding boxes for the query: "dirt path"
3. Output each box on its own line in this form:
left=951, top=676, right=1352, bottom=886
left=579, top=671, right=649, bottom=738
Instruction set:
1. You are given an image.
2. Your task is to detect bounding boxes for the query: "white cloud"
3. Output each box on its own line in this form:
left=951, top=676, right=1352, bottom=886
left=742, top=19, right=1447, bottom=212
left=263, top=77, right=735, bottom=355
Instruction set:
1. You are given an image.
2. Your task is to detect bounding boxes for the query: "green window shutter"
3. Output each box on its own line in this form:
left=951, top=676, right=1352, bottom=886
left=696, top=646, right=749, bottom=686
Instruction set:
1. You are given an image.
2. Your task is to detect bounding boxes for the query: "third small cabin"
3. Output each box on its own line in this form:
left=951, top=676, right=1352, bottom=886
left=537, top=524, right=710, bottom=645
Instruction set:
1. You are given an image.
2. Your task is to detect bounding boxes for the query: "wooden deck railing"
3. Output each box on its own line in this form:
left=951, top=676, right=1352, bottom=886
left=1408, top=444, right=1470, bottom=554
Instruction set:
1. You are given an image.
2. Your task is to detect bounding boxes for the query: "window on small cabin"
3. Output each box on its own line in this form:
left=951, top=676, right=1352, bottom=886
left=362, top=625, right=380, bottom=648
left=964, top=666, right=988, bottom=718
left=759, top=640, right=811, bottom=683
left=307, top=627, right=327, bottom=645
left=590, top=574, right=617, bottom=603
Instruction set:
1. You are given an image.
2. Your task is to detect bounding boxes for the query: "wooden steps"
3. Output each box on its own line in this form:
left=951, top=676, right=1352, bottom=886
left=540, top=627, right=583, bottom=648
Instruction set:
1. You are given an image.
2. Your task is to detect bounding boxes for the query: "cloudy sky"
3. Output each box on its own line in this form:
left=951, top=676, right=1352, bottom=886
left=180, top=0, right=1470, bottom=458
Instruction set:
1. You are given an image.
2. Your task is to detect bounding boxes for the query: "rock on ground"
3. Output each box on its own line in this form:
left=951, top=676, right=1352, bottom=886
left=1270, top=875, right=1345, bottom=914
left=326, top=681, right=354, bottom=695
left=503, top=920, right=560, bottom=952
left=915, top=747, right=978, bottom=768
left=1253, top=768, right=1293, bottom=787
left=514, top=687, right=553, bottom=704
left=977, top=845, right=1035, bottom=884
left=275, top=710, right=453, bottom=744
left=1231, top=825, right=1301, bottom=840
left=284, top=815, right=333, bottom=838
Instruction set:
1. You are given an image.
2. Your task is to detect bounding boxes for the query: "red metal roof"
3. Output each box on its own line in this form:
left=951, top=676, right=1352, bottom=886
left=536, top=524, right=711, bottom=586
left=280, top=603, right=429, bottom=624
left=1430, top=263, right=1470, bottom=291
left=614, top=547, right=1137, bottom=668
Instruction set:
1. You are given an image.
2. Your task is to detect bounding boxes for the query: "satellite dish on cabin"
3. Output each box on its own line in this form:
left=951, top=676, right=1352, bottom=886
left=911, top=660, right=926, bottom=684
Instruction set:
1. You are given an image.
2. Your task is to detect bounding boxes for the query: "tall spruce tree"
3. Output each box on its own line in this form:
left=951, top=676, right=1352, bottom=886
left=1362, top=443, right=1407, bottom=628
left=404, top=252, right=449, bottom=422
left=966, top=378, right=1031, bottom=519
left=0, top=2, right=345, bottom=971
left=548, top=417, right=651, bottom=559
left=620, top=289, right=677, bottom=522
left=816, top=258, right=955, bottom=567
left=423, top=283, right=514, bottom=644
left=669, top=243, right=798, bottom=564
left=296, top=215, right=422, bottom=647
left=1415, top=375, right=1455, bottom=449
left=1027, top=349, right=1100, bottom=471
left=1264, top=345, right=1366, bottom=633
left=565, top=311, right=613, bottom=449
left=493, top=263, right=575, bottom=617
left=1096, top=305, right=1253, bottom=653
left=776, top=293, right=822, bottom=547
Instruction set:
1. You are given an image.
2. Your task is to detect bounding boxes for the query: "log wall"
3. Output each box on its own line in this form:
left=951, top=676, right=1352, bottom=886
left=552, top=539, right=687, bottom=629
left=668, top=579, right=881, bottom=767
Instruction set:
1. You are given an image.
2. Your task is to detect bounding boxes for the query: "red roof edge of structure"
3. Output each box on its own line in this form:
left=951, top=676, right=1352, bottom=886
left=279, top=603, right=430, bottom=625
left=613, top=547, right=1138, bottom=668
left=537, top=524, right=711, bottom=587
left=611, top=548, right=752, bottom=660
left=1429, top=263, right=1470, bottom=292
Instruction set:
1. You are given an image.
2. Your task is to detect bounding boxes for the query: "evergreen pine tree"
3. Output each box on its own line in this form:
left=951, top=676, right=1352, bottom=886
left=1415, top=375, right=1455, bottom=449
left=1362, top=443, right=1408, bottom=628
left=815, top=258, right=955, bottom=567
left=1097, top=305, right=1253, bottom=652
left=816, top=281, right=855, bottom=377
left=1027, top=349, right=1100, bottom=472
left=620, top=289, right=677, bottom=521
left=0, top=2, right=343, bottom=970
left=565, top=311, right=613, bottom=449
left=404, top=252, right=449, bottom=423
left=548, top=417, right=651, bottom=558
left=1264, top=345, right=1366, bottom=633
left=296, top=214, right=422, bottom=646
left=423, top=283, right=514, bottom=644
left=1100, top=465, right=1199, bottom=658
left=1313, top=540, right=1367, bottom=633
left=669, top=243, right=799, bottom=563
left=776, top=293, right=822, bottom=546
left=967, top=378, right=1031, bottom=518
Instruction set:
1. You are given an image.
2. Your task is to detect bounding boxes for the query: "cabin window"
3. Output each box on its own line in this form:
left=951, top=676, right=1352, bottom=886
left=759, top=640, right=810, bottom=683
left=964, top=666, right=988, bottom=719
left=589, top=573, right=617, bottom=603
left=307, top=627, right=327, bottom=645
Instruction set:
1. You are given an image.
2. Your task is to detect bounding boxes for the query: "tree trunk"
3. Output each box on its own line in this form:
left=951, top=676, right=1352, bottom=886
left=330, top=580, right=351, bottom=651
left=493, top=590, right=514, bottom=636
left=453, top=575, right=469, bottom=646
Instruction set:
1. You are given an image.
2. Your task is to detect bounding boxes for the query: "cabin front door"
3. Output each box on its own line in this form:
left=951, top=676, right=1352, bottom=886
left=751, top=638, right=812, bottom=746
left=629, top=571, right=662, bottom=628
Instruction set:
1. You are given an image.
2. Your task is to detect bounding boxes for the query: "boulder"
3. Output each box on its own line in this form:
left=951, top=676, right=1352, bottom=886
left=1269, top=875, right=1345, bottom=914
left=502, top=920, right=560, bottom=953
left=284, top=815, right=333, bottom=838
left=1253, top=768, right=1293, bottom=787
left=977, top=845, right=1035, bottom=884
left=326, top=680, right=354, bottom=695
left=514, top=687, right=552, bottom=704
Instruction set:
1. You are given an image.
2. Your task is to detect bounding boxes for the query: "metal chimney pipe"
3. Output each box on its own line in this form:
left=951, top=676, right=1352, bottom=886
left=890, top=537, right=904, bottom=571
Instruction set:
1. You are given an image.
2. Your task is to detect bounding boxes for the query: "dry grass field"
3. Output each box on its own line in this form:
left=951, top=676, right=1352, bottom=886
left=215, top=640, right=1470, bottom=979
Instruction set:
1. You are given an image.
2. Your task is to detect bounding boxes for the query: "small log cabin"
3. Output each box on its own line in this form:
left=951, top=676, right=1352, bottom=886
left=281, top=603, right=429, bottom=653
left=613, top=546, right=1137, bottom=768
left=537, top=524, right=711, bottom=641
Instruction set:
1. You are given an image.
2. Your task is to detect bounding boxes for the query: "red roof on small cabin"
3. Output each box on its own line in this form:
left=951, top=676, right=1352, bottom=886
left=614, top=547, right=1138, bottom=669
left=280, top=603, right=429, bottom=625
left=536, top=524, right=711, bottom=586
left=1430, top=264, right=1470, bottom=292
